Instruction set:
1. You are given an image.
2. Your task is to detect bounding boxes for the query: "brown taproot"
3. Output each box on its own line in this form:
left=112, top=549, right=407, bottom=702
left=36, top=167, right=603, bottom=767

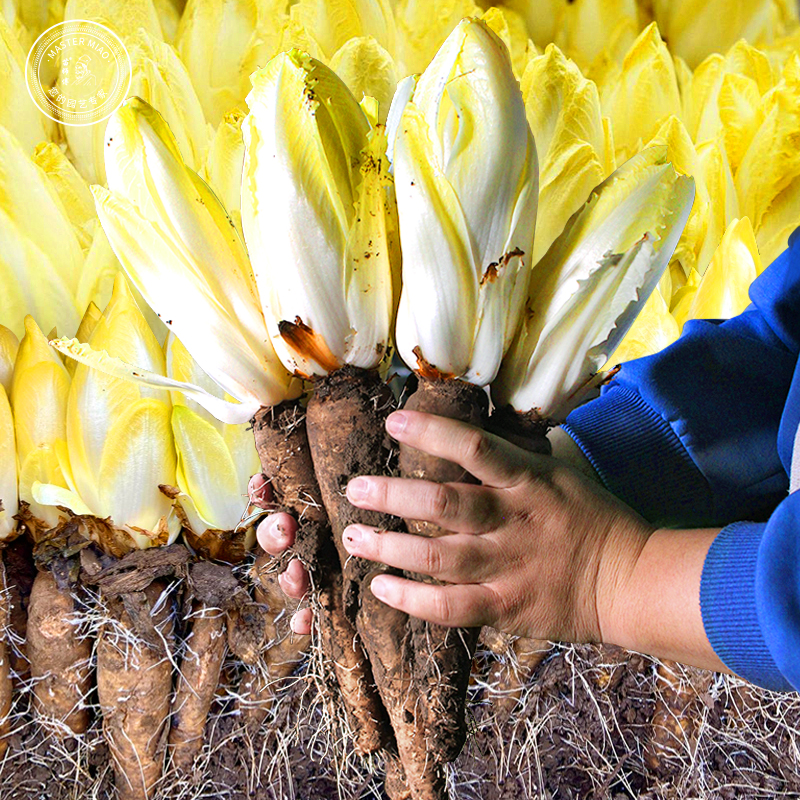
left=398, top=376, right=488, bottom=769
left=306, top=366, right=430, bottom=797
left=97, top=580, right=174, bottom=800
left=252, top=399, right=390, bottom=755
left=27, top=571, right=92, bottom=735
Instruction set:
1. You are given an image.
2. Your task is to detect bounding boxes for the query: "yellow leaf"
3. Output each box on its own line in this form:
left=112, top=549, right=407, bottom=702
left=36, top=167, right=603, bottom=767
left=172, top=404, right=244, bottom=532
left=684, top=217, right=763, bottom=325
left=600, top=23, right=682, bottom=161
left=98, top=397, right=176, bottom=536
left=0, top=326, right=18, bottom=395
left=604, top=288, right=680, bottom=368
left=0, top=386, right=16, bottom=540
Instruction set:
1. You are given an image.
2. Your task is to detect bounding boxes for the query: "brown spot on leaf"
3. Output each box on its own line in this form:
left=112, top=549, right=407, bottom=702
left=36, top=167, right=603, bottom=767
left=480, top=262, right=499, bottom=286
left=480, top=247, right=524, bottom=286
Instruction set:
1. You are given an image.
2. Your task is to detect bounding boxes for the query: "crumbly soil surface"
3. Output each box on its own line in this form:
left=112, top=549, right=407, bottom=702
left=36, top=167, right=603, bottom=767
left=2, top=640, right=798, bottom=800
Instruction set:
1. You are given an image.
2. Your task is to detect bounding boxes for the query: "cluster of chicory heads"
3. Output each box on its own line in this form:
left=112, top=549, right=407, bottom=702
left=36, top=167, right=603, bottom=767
left=1, top=0, right=799, bottom=545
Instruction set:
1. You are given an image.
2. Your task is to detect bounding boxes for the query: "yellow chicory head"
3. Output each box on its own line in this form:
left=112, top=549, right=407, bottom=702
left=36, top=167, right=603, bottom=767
left=392, top=18, right=538, bottom=386
left=394, top=0, right=481, bottom=75
left=175, top=0, right=285, bottom=126
left=11, top=316, right=71, bottom=529
left=65, top=26, right=209, bottom=186
left=0, top=14, right=50, bottom=152
left=0, top=326, right=18, bottom=394
left=598, top=23, right=683, bottom=162
left=679, top=216, right=765, bottom=327
left=735, top=56, right=800, bottom=268
left=0, top=125, right=84, bottom=303
left=241, top=50, right=397, bottom=378
left=329, top=35, right=400, bottom=121
left=165, top=334, right=260, bottom=538
left=37, top=273, right=180, bottom=552
left=93, top=97, right=297, bottom=420
left=0, top=336, right=16, bottom=541
left=650, top=0, right=790, bottom=69
left=521, top=44, right=613, bottom=264
left=281, top=0, right=396, bottom=63
left=494, top=147, right=694, bottom=422
left=201, top=108, right=247, bottom=235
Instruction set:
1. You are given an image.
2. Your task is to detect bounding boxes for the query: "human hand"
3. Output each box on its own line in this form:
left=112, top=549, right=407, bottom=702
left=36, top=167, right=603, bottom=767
left=338, top=410, right=656, bottom=644
left=252, top=412, right=655, bottom=643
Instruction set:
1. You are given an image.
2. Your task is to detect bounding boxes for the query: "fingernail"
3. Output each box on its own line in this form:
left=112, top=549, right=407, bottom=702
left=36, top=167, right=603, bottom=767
left=370, top=576, right=389, bottom=601
left=347, top=477, right=370, bottom=501
left=268, top=518, right=289, bottom=541
left=386, top=411, right=407, bottom=436
left=282, top=570, right=298, bottom=587
left=344, top=525, right=367, bottom=550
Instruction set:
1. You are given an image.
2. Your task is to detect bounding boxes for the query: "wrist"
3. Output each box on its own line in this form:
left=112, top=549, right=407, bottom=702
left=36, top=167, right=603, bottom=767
left=598, top=526, right=729, bottom=672
left=593, top=515, right=652, bottom=647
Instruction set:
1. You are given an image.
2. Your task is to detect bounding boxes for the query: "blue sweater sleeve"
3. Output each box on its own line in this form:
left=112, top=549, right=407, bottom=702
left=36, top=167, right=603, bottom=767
left=563, top=228, right=800, bottom=528
left=700, top=492, right=800, bottom=691
left=561, top=229, right=800, bottom=691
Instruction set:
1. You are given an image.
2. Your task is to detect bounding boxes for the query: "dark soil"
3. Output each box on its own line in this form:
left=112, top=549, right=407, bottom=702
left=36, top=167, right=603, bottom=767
left=2, top=641, right=798, bottom=800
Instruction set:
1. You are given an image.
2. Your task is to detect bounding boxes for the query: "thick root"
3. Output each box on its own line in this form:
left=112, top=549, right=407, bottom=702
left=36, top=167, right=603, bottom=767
left=27, top=571, right=92, bottom=735
left=254, top=398, right=391, bottom=755
left=483, top=629, right=551, bottom=715
left=399, top=377, right=488, bottom=765
left=97, top=581, right=174, bottom=800
left=169, top=602, right=227, bottom=773
left=315, top=569, right=388, bottom=753
left=0, top=556, right=12, bottom=757
left=307, top=369, right=423, bottom=757
left=359, top=577, right=446, bottom=800
left=644, top=659, right=711, bottom=775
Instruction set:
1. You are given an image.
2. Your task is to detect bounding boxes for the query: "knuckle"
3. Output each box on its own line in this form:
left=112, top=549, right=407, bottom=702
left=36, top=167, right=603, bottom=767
left=420, top=540, right=444, bottom=576
left=432, top=588, right=453, bottom=624
left=368, top=530, right=386, bottom=562
left=486, top=584, right=518, bottom=627
left=462, top=428, right=493, bottom=466
left=430, top=484, right=459, bottom=521
left=370, top=478, right=388, bottom=507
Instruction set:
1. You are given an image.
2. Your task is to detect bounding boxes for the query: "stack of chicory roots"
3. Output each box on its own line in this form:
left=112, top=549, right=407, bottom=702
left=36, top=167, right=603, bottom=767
left=9, top=509, right=308, bottom=800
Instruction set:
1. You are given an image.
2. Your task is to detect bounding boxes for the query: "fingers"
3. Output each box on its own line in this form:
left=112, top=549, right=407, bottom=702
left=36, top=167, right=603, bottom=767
left=344, top=524, right=496, bottom=583
left=248, top=474, right=273, bottom=510
left=368, top=574, right=499, bottom=628
left=256, top=512, right=298, bottom=555
left=385, top=411, right=535, bottom=488
left=278, top=557, right=310, bottom=600
left=346, top=477, right=502, bottom=533
left=291, top=607, right=312, bottom=636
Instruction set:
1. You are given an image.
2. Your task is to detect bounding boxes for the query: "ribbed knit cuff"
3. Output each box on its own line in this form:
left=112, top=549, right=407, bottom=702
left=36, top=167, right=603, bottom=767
left=700, top=522, right=792, bottom=691
left=562, top=387, right=712, bottom=526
